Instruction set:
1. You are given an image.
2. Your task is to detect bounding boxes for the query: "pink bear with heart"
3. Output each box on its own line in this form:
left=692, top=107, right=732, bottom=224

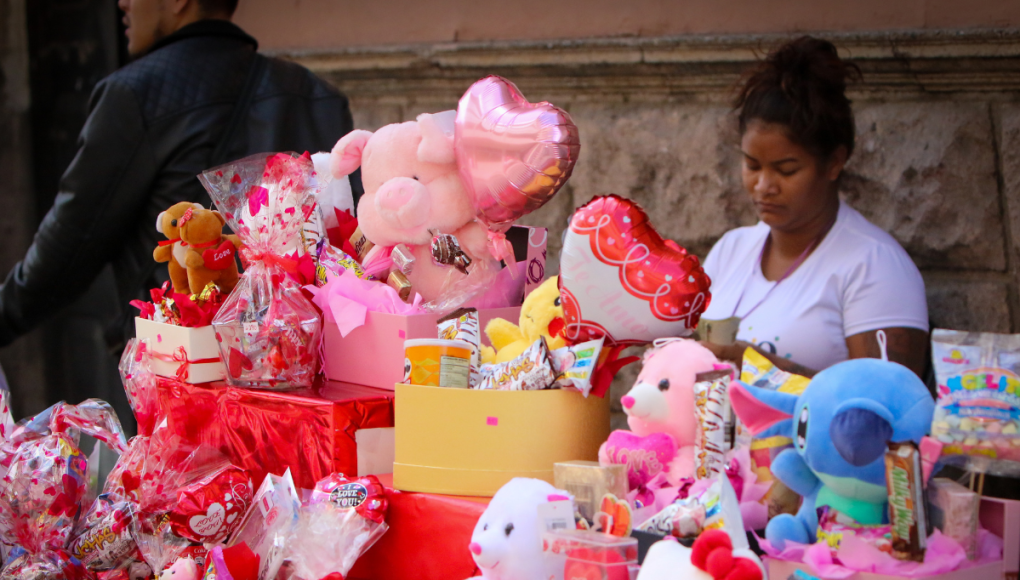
left=599, top=339, right=720, bottom=490
left=330, top=111, right=498, bottom=304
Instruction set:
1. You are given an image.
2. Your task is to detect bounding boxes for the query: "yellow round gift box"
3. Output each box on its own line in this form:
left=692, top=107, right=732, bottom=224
left=393, top=382, right=611, bottom=497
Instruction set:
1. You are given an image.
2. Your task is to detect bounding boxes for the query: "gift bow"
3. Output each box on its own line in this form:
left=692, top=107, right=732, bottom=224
left=150, top=346, right=220, bottom=382
left=241, top=247, right=316, bottom=286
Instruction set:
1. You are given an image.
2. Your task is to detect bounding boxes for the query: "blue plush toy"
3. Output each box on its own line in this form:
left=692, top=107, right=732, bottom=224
left=730, top=355, right=934, bottom=549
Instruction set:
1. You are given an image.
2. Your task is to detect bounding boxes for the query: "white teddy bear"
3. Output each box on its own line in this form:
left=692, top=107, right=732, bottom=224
left=467, top=478, right=570, bottom=580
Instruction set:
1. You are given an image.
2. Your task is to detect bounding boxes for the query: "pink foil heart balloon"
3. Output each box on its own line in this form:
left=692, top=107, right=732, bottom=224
left=455, top=76, right=581, bottom=230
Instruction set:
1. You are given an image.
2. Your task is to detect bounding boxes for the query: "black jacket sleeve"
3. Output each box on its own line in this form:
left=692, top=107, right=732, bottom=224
left=0, top=80, right=155, bottom=346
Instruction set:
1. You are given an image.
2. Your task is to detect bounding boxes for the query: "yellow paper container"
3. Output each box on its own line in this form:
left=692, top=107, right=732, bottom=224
left=404, top=339, right=473, bottom=388
left=393, top=383, right=611, bottom=497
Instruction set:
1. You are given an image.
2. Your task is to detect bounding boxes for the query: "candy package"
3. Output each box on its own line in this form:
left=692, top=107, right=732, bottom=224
left=0, top=400, right=128, bottom=579
left=285, top=474, right=389, bottom=580
left=548, top=338, right=604, bottom=397
left=928, top=478, right=979, bottom=559
left=200, top=152, right=324, bottom=389
left=694, top=369, right=733, bottom=480
left=68, top=494, right=139, bottom=572
left=315, top=240, right=365, bottom=285
left=930, top=329, right=1020, bottom=476
left=885, top=442, right=927, bottom=562
left=421, top=230, right=502, bottom=316
left=816, top=506, right=893, bottom=555
left=475, top=337, right=557, bottom=391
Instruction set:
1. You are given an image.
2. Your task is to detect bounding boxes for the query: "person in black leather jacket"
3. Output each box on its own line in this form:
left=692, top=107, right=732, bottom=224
left=0, top=0, right=357, bottom=347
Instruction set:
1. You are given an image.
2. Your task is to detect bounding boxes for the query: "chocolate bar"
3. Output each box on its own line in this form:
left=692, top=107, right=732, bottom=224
left=885, top=442, right=927, bottom=562
left=386, top=271, right=412, bottom=302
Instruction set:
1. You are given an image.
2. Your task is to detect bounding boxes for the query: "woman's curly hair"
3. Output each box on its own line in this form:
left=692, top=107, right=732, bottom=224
left=736, top=36, right=862, bottom=160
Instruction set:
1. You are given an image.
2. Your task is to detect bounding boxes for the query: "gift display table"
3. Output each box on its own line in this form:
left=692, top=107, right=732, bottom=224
left=156, top=378, right=395, bottom=489
left=348, top=474, right=488, bottom=580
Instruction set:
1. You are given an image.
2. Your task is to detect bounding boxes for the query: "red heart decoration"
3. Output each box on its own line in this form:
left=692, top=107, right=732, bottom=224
left=228, top=347, right=253, bottom=379
left=455, top=76, right=580, bottom=230
left=203, top=240, right=236, bottom=271
left=559, top=194, right=711, bottom=346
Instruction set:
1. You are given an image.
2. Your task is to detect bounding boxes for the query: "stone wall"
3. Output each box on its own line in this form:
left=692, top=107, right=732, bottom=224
left=291, top=30, right=1020, bottom=427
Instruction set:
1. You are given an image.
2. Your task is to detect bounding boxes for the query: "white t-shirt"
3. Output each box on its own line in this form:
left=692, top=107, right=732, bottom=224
left=701, top=201, right=928, bottom=372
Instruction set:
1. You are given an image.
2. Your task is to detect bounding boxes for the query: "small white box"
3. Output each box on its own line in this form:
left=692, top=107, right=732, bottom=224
left=135, top=317, right=226, bottom=384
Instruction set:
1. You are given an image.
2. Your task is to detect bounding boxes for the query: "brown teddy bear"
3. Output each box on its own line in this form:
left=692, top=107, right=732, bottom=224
left=178, top=207, right=240, bottom=295
left=154, top=202, right=203, bottom=294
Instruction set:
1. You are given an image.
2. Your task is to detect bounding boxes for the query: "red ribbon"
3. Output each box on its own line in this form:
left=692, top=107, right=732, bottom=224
left=242, top=248, right=316, bottom=286
left=157, top=237, right=181, bottom=247
left=150, top=346, right=220, bottom=382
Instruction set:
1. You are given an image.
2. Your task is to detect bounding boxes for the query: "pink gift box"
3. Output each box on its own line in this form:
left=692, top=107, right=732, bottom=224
left=322, top=225, right=547, bottom=391
left=322, top=307, right=520, bottom=390
left=766, top=559, right=1003, bottom=580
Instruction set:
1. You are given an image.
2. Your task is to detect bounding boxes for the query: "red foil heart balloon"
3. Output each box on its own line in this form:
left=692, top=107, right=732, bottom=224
left=455, top=75, right=580, bottom=231
left=559, top=195, right=711, bottom=346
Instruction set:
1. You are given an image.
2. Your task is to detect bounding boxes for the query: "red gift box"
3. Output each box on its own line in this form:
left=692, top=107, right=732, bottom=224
left=348, top=474, right=486, bottom=580
left=156, top=378, right=394, bottom=490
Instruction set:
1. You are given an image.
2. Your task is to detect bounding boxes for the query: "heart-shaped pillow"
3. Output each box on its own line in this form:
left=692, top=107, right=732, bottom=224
left=203, top=240, right=236, bottom=270
left=601, top=430, right=678, bottom=490
left=560, top=194, right=711, bottom=345
left=454, top=75, right=580, bottom=229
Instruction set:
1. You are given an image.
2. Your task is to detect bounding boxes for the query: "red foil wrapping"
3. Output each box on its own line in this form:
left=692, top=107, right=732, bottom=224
left=168, top=466, right=252, bottom=544
left=156, top=378, right=394, bottom=490
left=347, top=475, right=485, bottom=580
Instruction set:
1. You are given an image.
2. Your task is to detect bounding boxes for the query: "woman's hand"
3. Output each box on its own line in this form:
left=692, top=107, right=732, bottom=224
left=700, top=340, right=818, bottom=378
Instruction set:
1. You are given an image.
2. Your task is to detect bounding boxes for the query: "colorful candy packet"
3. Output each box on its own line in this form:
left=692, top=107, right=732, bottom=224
left=885, top=442, right=927, bottom=562
left=694, top=369, right=734, bottom=480
left=475, top=337, right=558, bottom=391
left=816, top=506, right=893, bottom=555
left=548, top=338, right=605, bottom=397
left=930, top=329, right=1020, bottom=476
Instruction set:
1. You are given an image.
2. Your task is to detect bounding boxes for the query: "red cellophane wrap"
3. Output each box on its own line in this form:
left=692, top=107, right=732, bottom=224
left=155, top=378, right=394, bottom=490
left=200, top=152, right=324, bottom=389
left=0, top=400, right=127, bottom=580
left=285, top=474, right=389, bottom=580
left=106, top=425, right=251, bottom=575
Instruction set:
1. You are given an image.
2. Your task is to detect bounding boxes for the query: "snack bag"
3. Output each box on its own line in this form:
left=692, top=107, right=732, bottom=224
left=475, top=337, right=557, bottom=391
left=740, top=348, right=809, bottom=519
left=694, top=369, right=733, bottom=480
left=549, top=338, right=604, bottom=397
left=931, top=329, right=1020, bottom=475
left=200, top=152, right=324, bottom=389
left=286, top=474, right=389, bottom=580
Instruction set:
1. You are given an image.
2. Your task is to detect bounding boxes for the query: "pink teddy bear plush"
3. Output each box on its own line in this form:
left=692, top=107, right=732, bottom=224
left=330, top=111, right=498, bottom=304
left=599, top=339, right=720, bottom=491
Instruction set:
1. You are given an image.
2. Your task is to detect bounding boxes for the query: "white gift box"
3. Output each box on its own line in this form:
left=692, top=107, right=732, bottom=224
left=135, top=317, right=226, bottom=384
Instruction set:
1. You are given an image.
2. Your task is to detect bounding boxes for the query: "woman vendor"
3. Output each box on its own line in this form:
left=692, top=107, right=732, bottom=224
left=699, top=36, right=929, bottom=378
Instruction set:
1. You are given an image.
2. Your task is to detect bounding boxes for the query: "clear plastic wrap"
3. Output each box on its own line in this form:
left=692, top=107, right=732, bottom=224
left=285, top=474, right=389, bottom=580
left=118, top=338, right=161, bottom=437
left=0, top=400, right=127, bottom=579
left=199, top=152, right=324, bottom=389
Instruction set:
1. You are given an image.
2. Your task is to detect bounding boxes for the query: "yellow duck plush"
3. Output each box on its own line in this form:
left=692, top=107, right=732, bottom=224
left=480, top=276, right=568, bottom=364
